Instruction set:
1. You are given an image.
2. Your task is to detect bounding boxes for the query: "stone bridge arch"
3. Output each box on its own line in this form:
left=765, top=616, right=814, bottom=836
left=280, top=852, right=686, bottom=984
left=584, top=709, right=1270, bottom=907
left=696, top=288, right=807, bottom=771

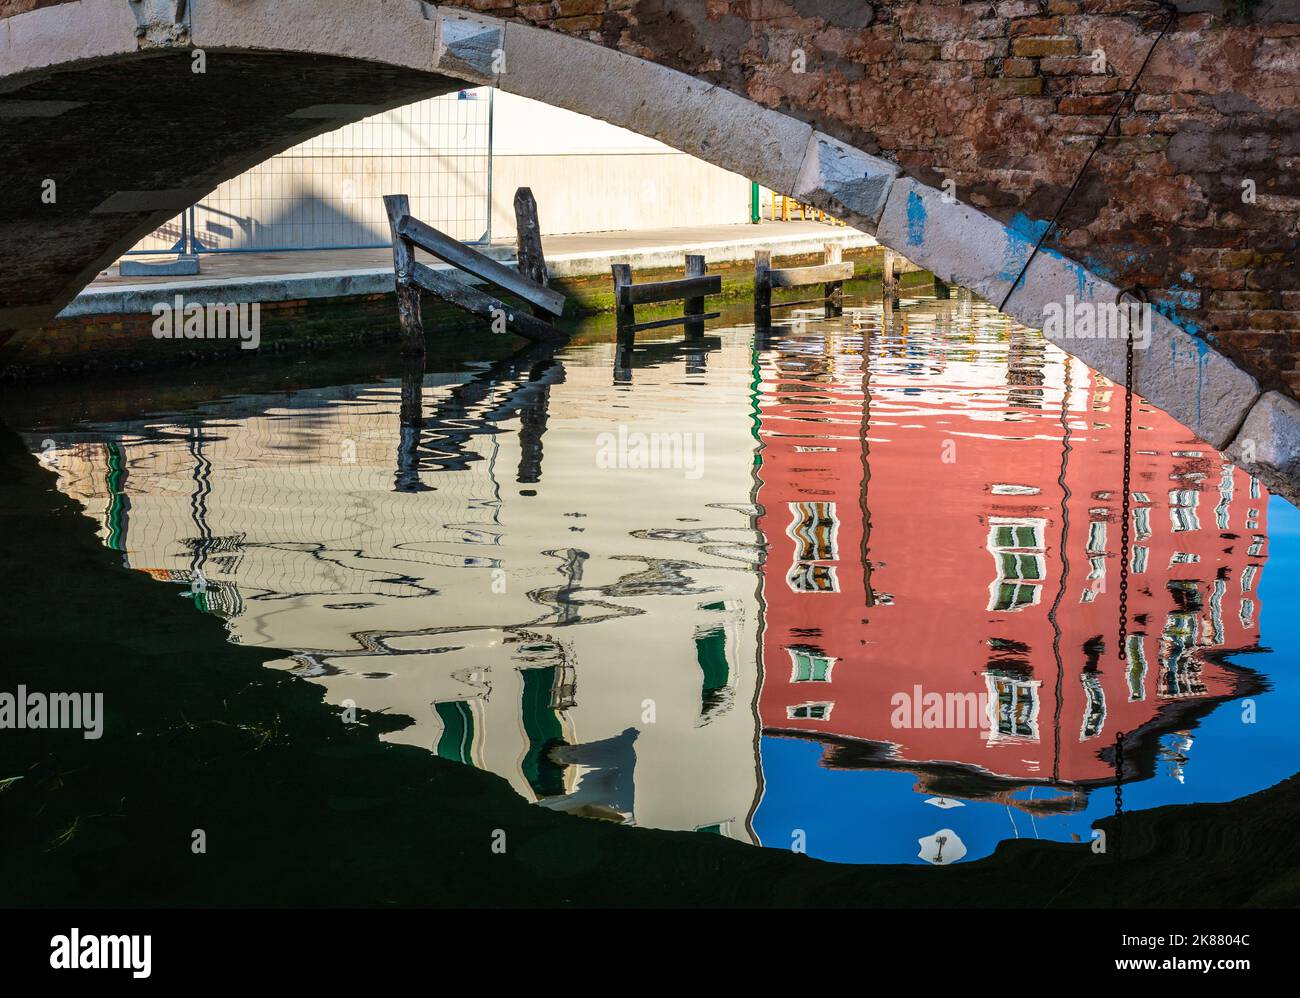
left=1, top=0, right=1296, bottom=488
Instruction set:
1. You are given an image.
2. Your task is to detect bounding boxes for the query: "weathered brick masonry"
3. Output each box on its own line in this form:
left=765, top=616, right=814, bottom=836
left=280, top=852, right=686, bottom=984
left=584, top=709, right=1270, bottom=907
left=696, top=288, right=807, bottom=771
left=433, top=0, right=1300, bottom=402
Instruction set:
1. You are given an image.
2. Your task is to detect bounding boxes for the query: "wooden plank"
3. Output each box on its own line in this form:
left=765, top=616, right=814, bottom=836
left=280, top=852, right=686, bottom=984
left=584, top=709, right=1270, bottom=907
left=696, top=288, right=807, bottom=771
left=611, top=264, right=636, bottom=331
left=397, top=214, right=566, bottom=318
left=767, top=297, right=832, bottom=310
left=383, top=194, right=424, bottom=354
left=683, top=254, right=706, bottom=338
left=619, top=273, right=721, bottom=306
left=410, top=262, right=565, bottom=344
left=767, top=261, right=855, bottom=288
left=513, top=187, right=552, bottom=319
left=628, top=311, right=721, bottom=334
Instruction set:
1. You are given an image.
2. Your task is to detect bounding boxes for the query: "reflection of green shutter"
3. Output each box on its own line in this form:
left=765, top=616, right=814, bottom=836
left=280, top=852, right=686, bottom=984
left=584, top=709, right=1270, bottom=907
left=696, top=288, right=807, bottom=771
left=105, top=443, right=129, bottom=551
left=696, top=626, right=729, bottom=709
left=434, top=700, right=475, bottom=766
left=521, top=667, right=566, bottom=798
left=997, top=525, right=1037, bottom=548
left=792, top=651, right=830, bottom=682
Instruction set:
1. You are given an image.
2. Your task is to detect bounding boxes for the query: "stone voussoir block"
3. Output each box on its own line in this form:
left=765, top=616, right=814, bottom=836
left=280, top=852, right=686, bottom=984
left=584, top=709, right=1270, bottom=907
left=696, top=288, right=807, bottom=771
left=499, top=21, right=813, bottom=194
left=192, top=0, right=438, bottom=72
left=1002, top=244, right=1130, bottom=381
left=1137, top=312, right=1260, bottom=450
left=1004, top=248, right=1259, bottom=448
left=434, top=9, right=503, bottom=84
left=1226, top=391, right=1300, bottom=501
left=876, top=177, right=1022, bottom=306
left=792, top=132, right=899, bottom=232
left=1, top=0, right=139, bottom=76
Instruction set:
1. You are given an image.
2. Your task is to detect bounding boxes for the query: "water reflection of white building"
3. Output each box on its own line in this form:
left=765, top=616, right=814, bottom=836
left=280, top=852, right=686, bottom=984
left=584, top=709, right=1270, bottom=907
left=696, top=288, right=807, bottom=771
left=32, top=339, right=764, bottom=841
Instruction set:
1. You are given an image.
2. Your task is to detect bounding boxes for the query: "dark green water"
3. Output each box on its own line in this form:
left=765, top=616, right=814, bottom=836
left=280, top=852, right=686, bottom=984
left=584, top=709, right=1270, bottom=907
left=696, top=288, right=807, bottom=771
left=3, top=291, right=1299, bottom=907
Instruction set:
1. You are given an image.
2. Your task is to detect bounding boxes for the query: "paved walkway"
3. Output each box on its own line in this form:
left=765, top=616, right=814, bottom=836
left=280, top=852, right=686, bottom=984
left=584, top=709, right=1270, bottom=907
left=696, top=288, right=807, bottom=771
left=68, top=220, right=877, bottom=316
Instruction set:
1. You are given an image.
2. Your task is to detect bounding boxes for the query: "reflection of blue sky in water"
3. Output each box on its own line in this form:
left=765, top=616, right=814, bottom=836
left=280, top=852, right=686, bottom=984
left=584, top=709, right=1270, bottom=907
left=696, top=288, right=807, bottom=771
left=755, top=493, right=1300, bottom=865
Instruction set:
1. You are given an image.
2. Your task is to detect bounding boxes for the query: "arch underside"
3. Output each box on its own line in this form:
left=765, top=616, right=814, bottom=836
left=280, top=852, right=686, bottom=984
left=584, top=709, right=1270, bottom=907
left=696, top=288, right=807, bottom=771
left=0, top=0, right=1294, bottom=498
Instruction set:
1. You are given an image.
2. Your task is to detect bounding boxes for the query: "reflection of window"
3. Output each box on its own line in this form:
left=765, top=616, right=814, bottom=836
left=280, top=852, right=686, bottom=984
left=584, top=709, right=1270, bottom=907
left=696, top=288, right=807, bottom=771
left=1080, top=672, right=1106, bottom=740
left=788, top=702, right=833, bottom=720
left=788, top=562, right=838, bottom=593
left=789, top=648, right=835, bottom=683
left=696, top=625, right=733, bottom=720
left=1131, top=546, right=1149, bottom=574
left=786, top=502, right=839, bottom=593
left=788, top=501, right=837, bottom=561
left=1133, top=507, right=1151, bottom=540
left=1087, top=521, right=1107, bottom=554
left=1210, top=579, right=1225, bottom=646
left=994, top=524, right=1040, bottom=549
left=1170, top=552, right=1199, bottom=565
left=987, top=518, right=1046, bottom=612
left=985, top=672, right=1040, bottom=740
left=433, top=700, right=477, bottom=766
left=1000, top=552, right=1043, bottom=580
left=1158, top=612, right=1207, bottom=699
left=995, top=583, right=1041, bottom=611
left=1126, top=635, right=1147, bottom=701
left=1216, top=465, right=1233, bottom=530
left=520, top=666, right=571, bottom=799
left=1169, top=489, right=1200, bottom=532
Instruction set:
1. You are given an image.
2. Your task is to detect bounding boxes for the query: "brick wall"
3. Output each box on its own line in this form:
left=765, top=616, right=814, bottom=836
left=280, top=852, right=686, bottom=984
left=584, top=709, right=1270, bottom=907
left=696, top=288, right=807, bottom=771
left=440, top=0, right=1300, bottom=400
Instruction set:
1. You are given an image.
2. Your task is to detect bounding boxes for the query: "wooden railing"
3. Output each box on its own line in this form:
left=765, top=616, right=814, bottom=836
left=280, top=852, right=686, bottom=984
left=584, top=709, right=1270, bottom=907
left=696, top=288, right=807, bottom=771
left=753, top=243, right=855, bottom=330
left=383, top=188, right=567, bottom=352
left=610, top=254, right=721, bottom=337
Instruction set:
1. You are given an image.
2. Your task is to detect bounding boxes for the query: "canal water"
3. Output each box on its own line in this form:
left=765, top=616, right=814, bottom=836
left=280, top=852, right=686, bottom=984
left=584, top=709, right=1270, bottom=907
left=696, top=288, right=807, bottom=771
left=16, top=287, right=1300, bottom=868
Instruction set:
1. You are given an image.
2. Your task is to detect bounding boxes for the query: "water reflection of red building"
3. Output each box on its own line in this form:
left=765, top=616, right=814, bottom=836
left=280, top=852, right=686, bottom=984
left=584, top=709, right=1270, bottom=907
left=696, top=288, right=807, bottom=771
left=756, top=306, right=1267, bottom=801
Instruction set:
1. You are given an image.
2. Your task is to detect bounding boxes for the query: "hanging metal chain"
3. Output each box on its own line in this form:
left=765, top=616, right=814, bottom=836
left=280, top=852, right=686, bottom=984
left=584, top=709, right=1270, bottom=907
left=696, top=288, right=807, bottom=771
left=1114, top=731, right=1125, bottom=818
left=1116, top=287, right=1144, bottom=661
left=1118, top=305, right=1134, bottom=661
left=1114, top=730, right=1126, bottom=895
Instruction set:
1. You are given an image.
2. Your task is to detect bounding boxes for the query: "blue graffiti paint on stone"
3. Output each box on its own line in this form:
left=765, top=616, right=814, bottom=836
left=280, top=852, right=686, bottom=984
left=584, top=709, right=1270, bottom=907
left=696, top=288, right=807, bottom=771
left=906, top=191, right=926, bottom=246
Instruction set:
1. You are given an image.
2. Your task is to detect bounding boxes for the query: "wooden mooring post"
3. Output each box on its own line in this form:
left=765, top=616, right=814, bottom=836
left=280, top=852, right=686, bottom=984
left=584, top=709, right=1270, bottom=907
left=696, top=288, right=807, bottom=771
left=384, top=194, right=425, bottom=355
left=513, top=187, right=552, bottom=318
left=882, top=248, right=899, bottom=304
left=754, top=249, right=772, bottom=331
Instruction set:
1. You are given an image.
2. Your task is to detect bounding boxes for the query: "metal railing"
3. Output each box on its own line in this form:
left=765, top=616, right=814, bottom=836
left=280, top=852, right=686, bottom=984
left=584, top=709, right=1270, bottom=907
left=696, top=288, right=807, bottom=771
left=125, top=88, right=493, bottom=256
